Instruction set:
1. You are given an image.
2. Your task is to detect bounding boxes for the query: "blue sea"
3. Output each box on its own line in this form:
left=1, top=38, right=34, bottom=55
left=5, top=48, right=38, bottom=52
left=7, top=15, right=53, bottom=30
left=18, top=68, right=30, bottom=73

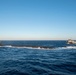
left=0, top=40, right=76, bottom=75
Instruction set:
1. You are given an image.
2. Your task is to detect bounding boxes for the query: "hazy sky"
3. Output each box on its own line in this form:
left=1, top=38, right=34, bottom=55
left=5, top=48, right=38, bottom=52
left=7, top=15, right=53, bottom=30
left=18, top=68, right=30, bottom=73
left=0, top=0, right=76, bottom=40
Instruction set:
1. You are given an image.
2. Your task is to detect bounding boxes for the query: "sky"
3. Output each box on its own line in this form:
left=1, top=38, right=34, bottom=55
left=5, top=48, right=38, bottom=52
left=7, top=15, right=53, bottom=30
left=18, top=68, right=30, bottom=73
left=0, top=0, right=76, bottom=40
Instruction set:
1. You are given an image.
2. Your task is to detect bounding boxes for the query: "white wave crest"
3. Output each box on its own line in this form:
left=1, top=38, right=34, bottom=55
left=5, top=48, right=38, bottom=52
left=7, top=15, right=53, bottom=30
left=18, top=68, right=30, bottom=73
left=0, top=45, right=76, bottom=50
left=0, top=45, right=12, bottom=47
left=57, top=46, right=76, bottom=50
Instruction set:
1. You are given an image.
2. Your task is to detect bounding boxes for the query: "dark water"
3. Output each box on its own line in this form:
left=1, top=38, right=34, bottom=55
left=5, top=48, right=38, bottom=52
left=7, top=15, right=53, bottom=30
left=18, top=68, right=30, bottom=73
left=0, top=40, right=76, bottom=75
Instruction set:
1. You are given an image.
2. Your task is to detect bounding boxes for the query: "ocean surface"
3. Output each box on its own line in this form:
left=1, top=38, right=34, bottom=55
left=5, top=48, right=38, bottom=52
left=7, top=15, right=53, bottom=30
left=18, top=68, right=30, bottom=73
left=0, top=40, right=76, bottom=75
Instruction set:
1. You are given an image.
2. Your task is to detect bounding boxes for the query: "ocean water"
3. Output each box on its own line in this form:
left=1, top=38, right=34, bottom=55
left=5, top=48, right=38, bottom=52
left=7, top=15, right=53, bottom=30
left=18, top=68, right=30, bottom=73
left=0, top=40, right=76, bottom=75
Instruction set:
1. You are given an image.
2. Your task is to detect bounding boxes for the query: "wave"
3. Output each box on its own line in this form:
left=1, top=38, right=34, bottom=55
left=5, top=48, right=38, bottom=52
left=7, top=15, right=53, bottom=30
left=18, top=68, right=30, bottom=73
left=0, top=69, right=29, bottom=75
left=57, top=46, right=76, bottom=50
left=0, top=45, right=12, bottom=47
left=0, top=45, right=76, bottom=50
left=0, top=45, right=54, bottom=50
